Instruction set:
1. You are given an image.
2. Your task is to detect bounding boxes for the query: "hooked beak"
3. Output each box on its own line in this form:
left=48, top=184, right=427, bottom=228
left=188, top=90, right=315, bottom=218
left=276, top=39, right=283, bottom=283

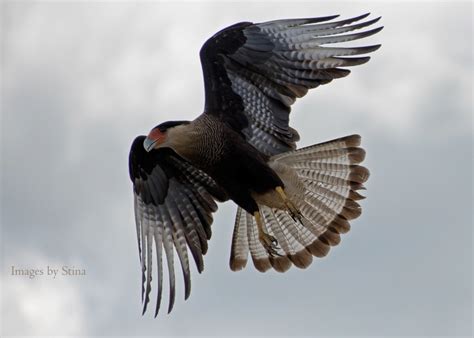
left=143, top=137, right=157, bottom=152
left=143, top=128, right=165, bottom=152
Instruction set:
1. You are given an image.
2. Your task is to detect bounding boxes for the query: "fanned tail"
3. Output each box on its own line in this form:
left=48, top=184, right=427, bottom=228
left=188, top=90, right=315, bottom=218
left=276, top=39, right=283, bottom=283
left=230, top=134, right=369, bottom=272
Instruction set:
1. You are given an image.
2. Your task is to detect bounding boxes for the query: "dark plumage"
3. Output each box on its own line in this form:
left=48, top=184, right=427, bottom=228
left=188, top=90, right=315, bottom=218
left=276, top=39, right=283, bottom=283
left=155, top=120, right=190, bottom=132
left=128, top=13, right=382, bottom=315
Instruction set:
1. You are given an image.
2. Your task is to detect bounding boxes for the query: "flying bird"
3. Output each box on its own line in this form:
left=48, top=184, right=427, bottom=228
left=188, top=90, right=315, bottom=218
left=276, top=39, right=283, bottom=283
left=129, top=13, right=382, bottom=316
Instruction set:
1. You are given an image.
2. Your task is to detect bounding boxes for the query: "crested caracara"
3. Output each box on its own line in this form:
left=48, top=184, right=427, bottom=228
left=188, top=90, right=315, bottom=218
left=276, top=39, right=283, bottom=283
left=128, top=13, right=382, bottom=316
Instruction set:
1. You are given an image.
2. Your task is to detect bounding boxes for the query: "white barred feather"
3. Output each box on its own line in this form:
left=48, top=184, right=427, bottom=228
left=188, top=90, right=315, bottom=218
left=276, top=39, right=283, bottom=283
left=230, top=134, right=369, bottom=272
left=246, top=211, right=272, bottom=272
left=131, top=12, right=381, bottom=316
left=220, top=14, right=382, bottom=157
left=229, top=208, right=249, bottom=270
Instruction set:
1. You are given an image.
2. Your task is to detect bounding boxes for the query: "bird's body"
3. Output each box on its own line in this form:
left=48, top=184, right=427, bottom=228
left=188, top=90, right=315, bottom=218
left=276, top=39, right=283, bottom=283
left=168, top=114, right=285, bottom=214
left=128, top=13, right=382, bottom=316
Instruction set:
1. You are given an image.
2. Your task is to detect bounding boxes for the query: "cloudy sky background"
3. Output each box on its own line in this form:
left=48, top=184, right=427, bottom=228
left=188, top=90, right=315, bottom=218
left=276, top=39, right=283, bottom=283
left=1, top=1, right=472, bottom=337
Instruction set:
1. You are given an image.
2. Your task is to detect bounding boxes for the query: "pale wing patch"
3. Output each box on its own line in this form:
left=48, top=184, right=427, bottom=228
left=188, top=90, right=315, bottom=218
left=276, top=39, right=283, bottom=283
left=129, top=137, right=227, bottom=316
left=201, top=15, right=382, bottom=156
left=229, top=134, right=369, bottom=272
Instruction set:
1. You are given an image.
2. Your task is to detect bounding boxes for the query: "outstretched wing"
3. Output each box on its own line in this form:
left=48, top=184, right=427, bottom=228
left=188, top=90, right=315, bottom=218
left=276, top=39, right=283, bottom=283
left=200, top=13, right=382, bottom=156
left=128, top=136, right=227, bottom=315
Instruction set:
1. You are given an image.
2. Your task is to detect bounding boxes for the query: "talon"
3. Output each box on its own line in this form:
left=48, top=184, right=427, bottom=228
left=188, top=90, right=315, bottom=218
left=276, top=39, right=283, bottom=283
left=259, top=232, right=281, bottom=257
left=262, top=233, right=277, bottom=247
left=261, top=234, right=282, bottom=257
left=254, top=211, right=281, bottom=257
left=276, top=186, right=304, bottom=225
left=289, top=207, right=304, bottom=225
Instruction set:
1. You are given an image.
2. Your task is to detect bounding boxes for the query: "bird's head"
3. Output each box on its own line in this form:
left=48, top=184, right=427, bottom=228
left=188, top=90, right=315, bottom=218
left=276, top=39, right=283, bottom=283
left=143, top=120, right=191, bottom=152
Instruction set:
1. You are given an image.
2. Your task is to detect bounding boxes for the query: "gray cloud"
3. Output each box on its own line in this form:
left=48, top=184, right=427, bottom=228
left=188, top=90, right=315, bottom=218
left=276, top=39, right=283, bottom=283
left=1, top=1, right=472, bottom=337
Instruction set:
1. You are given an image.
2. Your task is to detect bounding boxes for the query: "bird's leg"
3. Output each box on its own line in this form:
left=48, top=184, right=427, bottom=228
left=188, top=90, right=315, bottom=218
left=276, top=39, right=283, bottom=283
left=275, top=186, right=303, bottom=224
left=254, top=211, right=280, bottom=257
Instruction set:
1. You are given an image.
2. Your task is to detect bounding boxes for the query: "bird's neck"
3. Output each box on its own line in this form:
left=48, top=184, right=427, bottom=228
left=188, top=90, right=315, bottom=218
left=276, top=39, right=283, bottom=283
left=163, top=124, right=197, bottom=160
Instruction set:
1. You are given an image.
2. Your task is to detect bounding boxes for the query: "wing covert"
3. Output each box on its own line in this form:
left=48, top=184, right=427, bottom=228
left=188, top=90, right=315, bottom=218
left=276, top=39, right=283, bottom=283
left=200, top=13, right=382, bottom=156
left=129, top=136, right=227, bottom=315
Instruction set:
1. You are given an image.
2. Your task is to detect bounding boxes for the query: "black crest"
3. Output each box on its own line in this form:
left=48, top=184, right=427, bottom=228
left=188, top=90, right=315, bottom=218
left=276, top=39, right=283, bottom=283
left=155, top=120, right=190, bottom=132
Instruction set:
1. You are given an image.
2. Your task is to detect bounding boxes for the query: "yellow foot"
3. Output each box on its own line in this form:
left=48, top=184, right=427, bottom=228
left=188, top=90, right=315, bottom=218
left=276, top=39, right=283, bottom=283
left=254, top=211, right=281, bottom=257
left=275, top=186, right=303, bottom=224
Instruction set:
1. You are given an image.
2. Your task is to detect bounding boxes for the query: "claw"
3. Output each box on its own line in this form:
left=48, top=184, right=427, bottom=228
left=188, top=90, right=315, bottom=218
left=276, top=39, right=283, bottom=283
left=276, top=186, right=304, bottom=225
left=288, top=206, right=304, bottom=225
left=254, top=211, right=282, bottom=257
left=259, top=232, right=281, bottom=256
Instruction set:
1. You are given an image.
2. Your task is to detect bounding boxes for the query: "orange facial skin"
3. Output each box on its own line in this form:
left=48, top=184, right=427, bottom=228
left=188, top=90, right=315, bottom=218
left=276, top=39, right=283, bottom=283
left=144, top=128, right=166, bottom=151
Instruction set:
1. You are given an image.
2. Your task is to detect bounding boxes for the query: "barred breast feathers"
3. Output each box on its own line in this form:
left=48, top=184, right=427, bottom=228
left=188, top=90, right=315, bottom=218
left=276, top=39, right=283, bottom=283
left=165, top=114, right=227, bottom=165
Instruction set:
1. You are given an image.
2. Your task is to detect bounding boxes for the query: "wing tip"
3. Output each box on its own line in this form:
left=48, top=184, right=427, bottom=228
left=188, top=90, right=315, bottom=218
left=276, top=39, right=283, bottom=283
left=361, top=44, right=382, bottom=53
left=167, top=294, right=175, bottom=314
left=184, top=282, right=191, bottom=300
left=371, top=16, right=382, bottom=25
left=369, top=25, right=384, bottom=35
left=167, top=300, right=175, bottom=314
left=355, top=56, right=371, bottom=66
left=258, top=14, right=341, bottom=28
left=358, top=12, right=371, bottom=20
left=305, top=14, right=340, bottom=23
left=154, top=285, right=163, bottom=318
left=142, top=300, right=149, bottom=316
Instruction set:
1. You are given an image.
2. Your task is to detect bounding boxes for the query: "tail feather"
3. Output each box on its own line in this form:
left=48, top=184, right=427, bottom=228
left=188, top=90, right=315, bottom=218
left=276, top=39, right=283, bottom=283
left=262, top=209, right=291, bottom=253
left=299, top=199, right=342, bottom=246
left=246, top=213, right=272, bottom=272
left=229, top=208, right=249, bottom=271
left=264, top=209, right=293, bottom=272
left=274, top=209, right=313, bottom=269
left=229, top=134, right=369, bottom=272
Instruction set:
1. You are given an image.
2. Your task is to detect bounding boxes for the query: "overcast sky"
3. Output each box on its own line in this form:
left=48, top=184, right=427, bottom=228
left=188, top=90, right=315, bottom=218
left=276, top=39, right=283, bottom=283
left=1, top=1, right=472, bottom=337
